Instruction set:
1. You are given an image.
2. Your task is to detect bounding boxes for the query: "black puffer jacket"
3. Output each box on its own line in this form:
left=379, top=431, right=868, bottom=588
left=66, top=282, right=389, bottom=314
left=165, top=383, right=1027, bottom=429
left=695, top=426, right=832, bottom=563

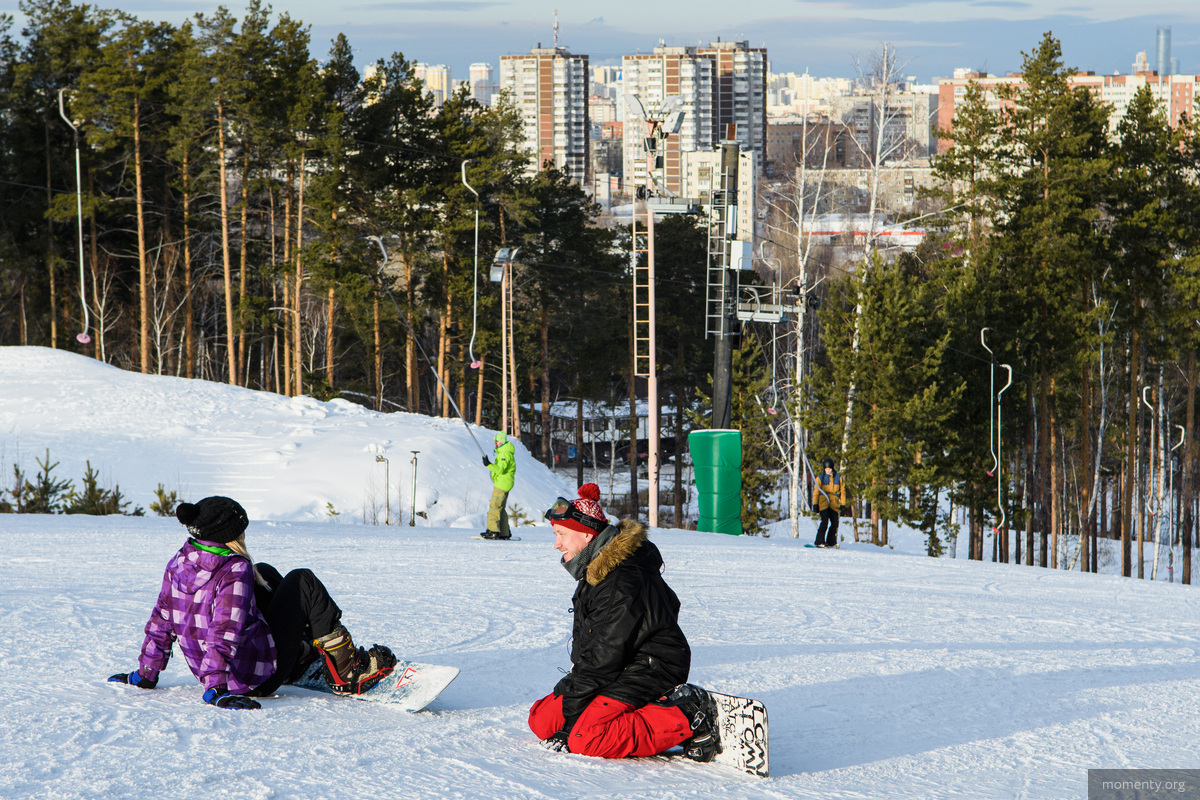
left=554, top=520, right=691, bottom=731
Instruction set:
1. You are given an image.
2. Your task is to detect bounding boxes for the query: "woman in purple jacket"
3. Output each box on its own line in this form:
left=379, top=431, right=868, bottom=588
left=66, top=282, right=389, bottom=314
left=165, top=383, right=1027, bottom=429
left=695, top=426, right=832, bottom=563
left=109, top=496, right=395, bottom=709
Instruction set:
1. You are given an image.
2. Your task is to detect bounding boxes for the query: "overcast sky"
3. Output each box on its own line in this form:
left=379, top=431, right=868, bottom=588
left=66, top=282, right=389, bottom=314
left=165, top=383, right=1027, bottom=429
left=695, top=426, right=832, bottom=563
left=4, top=0, right=1198, bottom=82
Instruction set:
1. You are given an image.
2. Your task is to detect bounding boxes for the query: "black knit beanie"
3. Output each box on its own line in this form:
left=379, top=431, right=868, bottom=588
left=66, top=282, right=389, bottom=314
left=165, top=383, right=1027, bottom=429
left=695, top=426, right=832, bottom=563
left=176, top=496, right=249, bottom=544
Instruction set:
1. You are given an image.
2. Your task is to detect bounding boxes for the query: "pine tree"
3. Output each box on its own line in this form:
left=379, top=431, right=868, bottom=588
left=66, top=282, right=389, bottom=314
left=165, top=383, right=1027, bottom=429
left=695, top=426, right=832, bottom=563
left=76, top=15, right=176, bottom=374
left=20, top=450, right=73, bottom=514
left=731, top=333, right=779, bottom=535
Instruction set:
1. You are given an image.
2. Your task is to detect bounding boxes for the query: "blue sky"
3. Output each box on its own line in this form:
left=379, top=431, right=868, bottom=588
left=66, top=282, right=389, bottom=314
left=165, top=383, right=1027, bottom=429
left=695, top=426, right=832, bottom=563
left=4, top=0, right=1198, bottom=81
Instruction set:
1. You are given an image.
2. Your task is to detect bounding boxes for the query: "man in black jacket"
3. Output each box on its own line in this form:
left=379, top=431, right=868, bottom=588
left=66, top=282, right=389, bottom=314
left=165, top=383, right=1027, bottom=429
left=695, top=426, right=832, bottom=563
left=528, top=484, right=717, bottom=760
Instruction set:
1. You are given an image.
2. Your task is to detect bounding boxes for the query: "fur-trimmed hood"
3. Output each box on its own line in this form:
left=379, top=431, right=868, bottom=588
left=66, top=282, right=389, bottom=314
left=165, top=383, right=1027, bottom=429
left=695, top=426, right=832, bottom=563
left=585, top=519, right=648, bottom=586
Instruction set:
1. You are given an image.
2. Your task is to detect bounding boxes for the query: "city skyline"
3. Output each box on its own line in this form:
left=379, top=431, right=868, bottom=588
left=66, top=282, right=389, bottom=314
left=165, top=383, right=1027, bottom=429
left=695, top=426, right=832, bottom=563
left=2, top=0, right=1198, bottom=82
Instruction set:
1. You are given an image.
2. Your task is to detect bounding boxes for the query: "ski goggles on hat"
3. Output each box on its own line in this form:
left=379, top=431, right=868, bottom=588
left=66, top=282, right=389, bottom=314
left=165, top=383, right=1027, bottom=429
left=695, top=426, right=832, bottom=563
left=544, top=497, right=607, bottom=532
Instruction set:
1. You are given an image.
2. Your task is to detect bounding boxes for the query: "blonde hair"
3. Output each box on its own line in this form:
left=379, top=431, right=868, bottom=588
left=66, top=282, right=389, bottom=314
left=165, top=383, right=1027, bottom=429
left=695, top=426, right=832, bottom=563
left=226, top=534, right=270, bottom=589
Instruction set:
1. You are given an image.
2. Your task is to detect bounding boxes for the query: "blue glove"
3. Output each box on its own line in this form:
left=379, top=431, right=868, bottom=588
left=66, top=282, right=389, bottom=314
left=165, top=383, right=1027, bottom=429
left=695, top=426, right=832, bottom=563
left=203, top=685, right=261, bottom=710
left=108, top=670, right=157, bottom=689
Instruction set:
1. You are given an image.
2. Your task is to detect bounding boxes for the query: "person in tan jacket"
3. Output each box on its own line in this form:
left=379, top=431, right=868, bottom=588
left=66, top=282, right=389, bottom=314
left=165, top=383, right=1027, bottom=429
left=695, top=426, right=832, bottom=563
left=811, top=458, right=846, bottom=548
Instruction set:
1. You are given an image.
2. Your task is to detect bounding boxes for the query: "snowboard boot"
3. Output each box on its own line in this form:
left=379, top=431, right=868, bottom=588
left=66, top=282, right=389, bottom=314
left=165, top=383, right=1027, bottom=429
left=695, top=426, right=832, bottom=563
left=658, top=683, right=719, bottom=762
left=314, top=626, right=397, bottom=696
left=480, top=531, right=497, bottom=539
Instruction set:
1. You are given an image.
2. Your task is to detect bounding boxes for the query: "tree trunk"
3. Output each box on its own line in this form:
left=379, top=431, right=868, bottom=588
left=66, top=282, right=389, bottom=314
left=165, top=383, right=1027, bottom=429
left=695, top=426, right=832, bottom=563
left=1050, top=387, right=1059, bottom=568
left=1123, top=329, right=1139, bottom=577
left=217, top=99, right=237, bottom=385
left=1039, top=364, right=1051, bottom=567
left=541, top=308, right=552, bottom=468
left=374, top=279, right=382, bottom=411
left=458, top=350, right=467, bottom=424
left=183, top=154, right=195, bottom=379
left=1014, top=475, right=1024, bottom=565
left=325, top=284, right=335, bottom=385
left=1025, top=379, right=1035, bottom=566
left=43, top=120, right=57, bottom=350
left=1183, top=350, right=1196, bottom=585
left=508, top=275, right=518, bottom=437
left=282, top=161, right=293, bottom=394
left=577, top=394, right=585, bottom=487
left=133, top=96, right=150, bottom=373
left=675, top=396, right=685, bottom=527
left=88, top=171, right=105, bottom=362
left=293, top=149, right=306, bottom=396
left=436, top=253, right=449, bottom=416
left=403, top=247, right=418, bottom=414
left=238, top=148, right=250, bottom=383
left=1080, top=355, right=1092, bottom=572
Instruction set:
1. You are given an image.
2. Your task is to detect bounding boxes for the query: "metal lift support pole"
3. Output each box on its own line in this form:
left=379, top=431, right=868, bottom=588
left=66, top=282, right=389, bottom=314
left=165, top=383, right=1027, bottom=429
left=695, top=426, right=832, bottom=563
left=711, top=134, right=740, bottom=430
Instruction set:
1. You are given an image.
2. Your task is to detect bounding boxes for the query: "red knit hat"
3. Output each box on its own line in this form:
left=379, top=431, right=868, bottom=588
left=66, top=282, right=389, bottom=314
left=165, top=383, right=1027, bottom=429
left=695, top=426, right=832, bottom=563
left=552, top=483, right=609, bottom=536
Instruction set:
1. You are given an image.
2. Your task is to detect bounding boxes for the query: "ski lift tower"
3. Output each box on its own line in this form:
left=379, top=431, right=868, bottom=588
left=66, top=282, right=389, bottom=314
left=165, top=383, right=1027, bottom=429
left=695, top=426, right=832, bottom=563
left=625, top=92, right=685, bottom=527
left=708, top=128, right=788, bottom=429
left=707, top=128, right=743, bottom=430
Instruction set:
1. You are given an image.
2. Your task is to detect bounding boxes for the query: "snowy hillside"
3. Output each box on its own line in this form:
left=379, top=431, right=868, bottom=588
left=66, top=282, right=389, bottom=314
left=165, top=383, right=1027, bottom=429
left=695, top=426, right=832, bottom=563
left=3, top=346, right=1200, bottom=799
left=0, top=347, right=571, bottom=525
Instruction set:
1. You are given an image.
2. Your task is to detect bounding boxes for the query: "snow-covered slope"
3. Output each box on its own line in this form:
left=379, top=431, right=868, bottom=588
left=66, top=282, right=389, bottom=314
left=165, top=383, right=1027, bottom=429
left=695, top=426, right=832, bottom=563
left=3, top=346, right=1198, bottom=799
left=0, top=346, right=570, bottom=525
left=5, top=517, right=1200, bottom=799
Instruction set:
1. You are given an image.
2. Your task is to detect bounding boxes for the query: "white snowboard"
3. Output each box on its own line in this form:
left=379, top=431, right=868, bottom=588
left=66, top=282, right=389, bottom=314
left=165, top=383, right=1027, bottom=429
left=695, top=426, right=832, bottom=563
left=293, top=658, right=459, bottom=712
left=707, top=690, right=770, bottom=777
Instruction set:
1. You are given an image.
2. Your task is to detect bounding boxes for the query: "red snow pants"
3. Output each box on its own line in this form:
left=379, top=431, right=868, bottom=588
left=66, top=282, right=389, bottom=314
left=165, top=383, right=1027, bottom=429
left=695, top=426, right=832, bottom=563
left=527, top=692, right=692, bottom=758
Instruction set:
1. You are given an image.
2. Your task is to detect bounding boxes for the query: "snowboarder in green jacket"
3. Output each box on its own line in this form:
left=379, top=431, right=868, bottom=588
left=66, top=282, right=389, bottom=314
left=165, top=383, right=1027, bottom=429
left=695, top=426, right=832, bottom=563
left=481, top=431, right=516, bottom=539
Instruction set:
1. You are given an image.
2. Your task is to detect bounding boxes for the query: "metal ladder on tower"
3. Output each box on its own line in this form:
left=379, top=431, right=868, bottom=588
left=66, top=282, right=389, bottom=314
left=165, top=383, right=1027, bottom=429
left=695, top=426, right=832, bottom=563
left=632, top=203, right=651, bottom=377
left=705, top=178, right=731, bottom=337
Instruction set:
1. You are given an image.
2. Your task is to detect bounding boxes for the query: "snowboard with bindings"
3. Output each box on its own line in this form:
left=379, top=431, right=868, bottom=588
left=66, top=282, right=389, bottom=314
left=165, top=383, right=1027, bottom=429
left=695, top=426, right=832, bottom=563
left=704, top=690, right=770, bottom=776
left=659, top=690, right=769, bottom=777
left=471, top=535, right=522, bottom=541
left=293, top=658, right=459, bottom=712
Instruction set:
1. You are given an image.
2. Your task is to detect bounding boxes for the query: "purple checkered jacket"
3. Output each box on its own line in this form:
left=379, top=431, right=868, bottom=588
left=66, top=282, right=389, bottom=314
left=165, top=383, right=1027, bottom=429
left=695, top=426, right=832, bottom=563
left=137, top=541, right=277, bottom=693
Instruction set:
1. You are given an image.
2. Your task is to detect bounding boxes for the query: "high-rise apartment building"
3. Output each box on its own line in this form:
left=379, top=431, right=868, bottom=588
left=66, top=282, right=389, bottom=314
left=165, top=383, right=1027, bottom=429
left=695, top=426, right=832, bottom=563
left=1157, top=26, right=1172, bottom=77
left=499, top=46, right=590, bottom=184
left=938, top=68, right=1200, bottom=149
left=620, top=40, right=767, bottom=196
left=621, top=46, right=716, bottom=195
left=469, top=62, right=496, bottom=106
left=414, top=63, right=452, bottom=107
left=591, top=65, right=622, bottom=102
left=829, top=91, right=938, bottom=162
left=698, top=40, right=768, bottom=161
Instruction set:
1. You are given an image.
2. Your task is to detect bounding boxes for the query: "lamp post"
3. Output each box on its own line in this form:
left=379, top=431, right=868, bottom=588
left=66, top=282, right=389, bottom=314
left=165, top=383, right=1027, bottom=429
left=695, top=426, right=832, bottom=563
left=491, top=248, right=520, bottom=436
left=409, top=451, right=420, bottom=526
left=374, top=455, right=390, bottom=525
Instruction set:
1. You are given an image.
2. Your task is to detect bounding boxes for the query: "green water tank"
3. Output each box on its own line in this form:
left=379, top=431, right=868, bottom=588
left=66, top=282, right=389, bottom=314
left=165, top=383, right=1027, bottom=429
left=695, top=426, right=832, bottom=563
left=688, top=429, right=742, bottom=535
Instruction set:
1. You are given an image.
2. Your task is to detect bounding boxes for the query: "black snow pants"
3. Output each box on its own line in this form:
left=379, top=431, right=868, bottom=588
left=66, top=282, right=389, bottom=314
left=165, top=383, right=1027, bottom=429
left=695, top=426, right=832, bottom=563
left=815, top=509, right=840, bottom=547
left=250, top=565, right=343, bottom=697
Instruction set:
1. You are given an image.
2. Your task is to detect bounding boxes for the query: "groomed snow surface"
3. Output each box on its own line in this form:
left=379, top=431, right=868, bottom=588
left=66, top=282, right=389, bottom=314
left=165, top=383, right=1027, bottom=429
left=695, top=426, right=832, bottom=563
left=3, top=347, right=1199, bottom=799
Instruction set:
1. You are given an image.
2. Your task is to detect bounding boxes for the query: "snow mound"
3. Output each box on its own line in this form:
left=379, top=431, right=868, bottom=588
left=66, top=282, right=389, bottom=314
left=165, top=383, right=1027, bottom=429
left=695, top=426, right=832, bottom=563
left=0, top=346, right=571, bottom=524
